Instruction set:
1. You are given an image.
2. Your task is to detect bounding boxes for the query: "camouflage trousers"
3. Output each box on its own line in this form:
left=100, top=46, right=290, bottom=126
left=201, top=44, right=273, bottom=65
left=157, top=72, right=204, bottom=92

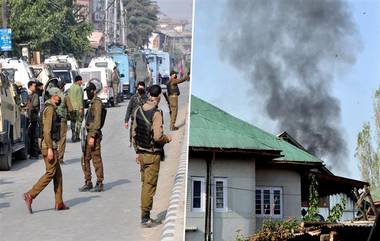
left=70, top=111, right=83, bottom=141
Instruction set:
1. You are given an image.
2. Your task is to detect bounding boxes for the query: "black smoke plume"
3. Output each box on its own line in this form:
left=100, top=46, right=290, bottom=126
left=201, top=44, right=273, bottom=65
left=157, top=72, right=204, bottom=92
left=220, top=0, right=361, bottom=168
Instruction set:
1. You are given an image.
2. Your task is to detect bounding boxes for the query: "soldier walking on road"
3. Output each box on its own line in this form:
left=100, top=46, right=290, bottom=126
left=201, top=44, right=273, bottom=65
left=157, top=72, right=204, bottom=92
left=111, top=66, right=120, bottom=106
left=26, top=80, right=41, bottom=159
left=79, top=81, right=106, bottom=192
left=132, top=85, right=172, bottom=227
left=124, top=81, right=148, bottom=144
left=68, top=76, right=84, bottom=142
left=166, top=71, right=190, bottom=131
left=23, top=87, right=70, bottom=213
left=56, top=81, right=73, bottom=164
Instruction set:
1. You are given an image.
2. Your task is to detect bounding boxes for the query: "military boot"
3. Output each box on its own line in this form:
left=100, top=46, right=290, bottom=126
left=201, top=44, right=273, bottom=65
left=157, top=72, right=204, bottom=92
left=90, top=182, right=104, bottom=192
left=78, top=182, right=93, bottom=192
left=141, top=213, right=152, bottom=228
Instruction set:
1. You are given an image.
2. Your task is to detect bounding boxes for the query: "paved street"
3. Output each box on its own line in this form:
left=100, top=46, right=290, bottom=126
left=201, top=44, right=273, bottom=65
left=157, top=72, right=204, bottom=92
left=0, top=83, right=189, bottom=241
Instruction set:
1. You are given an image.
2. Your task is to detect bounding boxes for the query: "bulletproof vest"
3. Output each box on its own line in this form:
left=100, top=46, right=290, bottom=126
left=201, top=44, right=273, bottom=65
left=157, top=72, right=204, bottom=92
left=166, top=79, right=180, bottom=96
left=134, top=106, right=162, bottom=152
left=41, top=104, right=61, bottom=142
left=86, top=98, right=107, bottom=130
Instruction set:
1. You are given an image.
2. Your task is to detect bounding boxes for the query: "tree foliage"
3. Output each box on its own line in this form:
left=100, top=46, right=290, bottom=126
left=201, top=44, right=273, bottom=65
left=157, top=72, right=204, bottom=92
left=123, top=0, right=158, bottom=48
left=8, top=0, right=93, bottom=57
left=355, top=87, right=380, bottom=188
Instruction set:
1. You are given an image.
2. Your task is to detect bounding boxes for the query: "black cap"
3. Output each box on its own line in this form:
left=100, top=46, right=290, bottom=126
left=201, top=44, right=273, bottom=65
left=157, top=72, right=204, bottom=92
left=75, top=75, right=83, bottom=82
left=170, top=70, right=177, bottom=76
left=84, top=82, right=96, bottom=92
left=149, top=85, right=162, bottom=97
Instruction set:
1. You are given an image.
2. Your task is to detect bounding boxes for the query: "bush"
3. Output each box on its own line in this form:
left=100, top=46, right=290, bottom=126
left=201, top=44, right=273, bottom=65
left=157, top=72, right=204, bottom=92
left=249, top=218, right=300, bottom=241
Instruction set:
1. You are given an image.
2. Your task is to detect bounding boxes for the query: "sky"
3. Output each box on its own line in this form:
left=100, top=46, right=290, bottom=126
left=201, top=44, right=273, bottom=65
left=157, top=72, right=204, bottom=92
left=191, top=0, right=380, bottom=179
left=156, top=0, right=193, bottom=21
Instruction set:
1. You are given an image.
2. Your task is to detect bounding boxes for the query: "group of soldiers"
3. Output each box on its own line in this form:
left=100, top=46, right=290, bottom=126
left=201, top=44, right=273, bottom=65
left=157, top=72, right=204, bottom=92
left=22, top=70, right=189, bottom=228
left=124, top=70, right=189, bottom=226
left=23, top=75, right=105, bottom=212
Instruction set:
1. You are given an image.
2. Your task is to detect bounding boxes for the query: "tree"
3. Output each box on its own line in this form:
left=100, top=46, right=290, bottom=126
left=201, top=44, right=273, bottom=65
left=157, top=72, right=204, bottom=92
left=8, top=0, right=93, bottom=57
left=123, top=0, right=158, bottom=48
left=355, top=87, right=380, bottom=188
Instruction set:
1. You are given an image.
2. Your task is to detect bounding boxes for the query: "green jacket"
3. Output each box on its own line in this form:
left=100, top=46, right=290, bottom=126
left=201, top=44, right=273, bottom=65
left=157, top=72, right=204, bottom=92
left=56, top=92, right=73, bottom=120
left=68, top=84, right=84, bottom=111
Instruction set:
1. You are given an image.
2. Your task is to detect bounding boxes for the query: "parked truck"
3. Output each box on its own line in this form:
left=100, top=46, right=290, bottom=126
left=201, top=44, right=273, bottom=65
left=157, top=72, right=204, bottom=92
left=0, top=69, right=28, bottom=170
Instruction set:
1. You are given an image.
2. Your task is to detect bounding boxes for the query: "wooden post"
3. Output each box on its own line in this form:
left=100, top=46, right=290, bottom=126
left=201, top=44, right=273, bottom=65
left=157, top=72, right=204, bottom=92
left=365, top=185, right=378, bottom=217
left=329, top=231, right=337, bottom=241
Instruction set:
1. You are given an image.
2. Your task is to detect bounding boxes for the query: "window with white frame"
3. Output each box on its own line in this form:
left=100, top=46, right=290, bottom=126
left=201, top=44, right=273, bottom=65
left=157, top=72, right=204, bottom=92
left=191, top=177, right=205, bottom=212
left=214, top=177, right=228, bottom=212
left=255, top=187, right=283, bottom=217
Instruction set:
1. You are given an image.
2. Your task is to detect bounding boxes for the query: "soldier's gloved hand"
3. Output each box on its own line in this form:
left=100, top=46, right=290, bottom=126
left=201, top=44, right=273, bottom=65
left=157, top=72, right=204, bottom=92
left=47, top=148, right=54, bottom=161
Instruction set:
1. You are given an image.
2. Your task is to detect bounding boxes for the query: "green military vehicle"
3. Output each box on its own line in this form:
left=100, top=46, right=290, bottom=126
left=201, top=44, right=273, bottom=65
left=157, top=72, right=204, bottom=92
left=0, top=69, right=28, bottom=170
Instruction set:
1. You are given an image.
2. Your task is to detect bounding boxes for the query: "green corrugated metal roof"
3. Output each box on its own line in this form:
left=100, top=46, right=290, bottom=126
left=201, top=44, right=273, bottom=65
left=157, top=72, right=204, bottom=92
left=190, top=95, right=322, bottom=163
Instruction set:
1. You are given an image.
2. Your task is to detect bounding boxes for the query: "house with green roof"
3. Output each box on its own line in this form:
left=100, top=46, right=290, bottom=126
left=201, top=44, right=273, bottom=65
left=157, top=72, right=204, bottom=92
left=185, top=96, right=368, bottom=241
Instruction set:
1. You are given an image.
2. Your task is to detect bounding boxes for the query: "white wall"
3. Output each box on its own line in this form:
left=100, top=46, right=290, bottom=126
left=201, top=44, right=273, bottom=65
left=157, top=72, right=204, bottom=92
left=255, top=168, right=302, bottom=229
left=186, top=156, right=256, bottom=241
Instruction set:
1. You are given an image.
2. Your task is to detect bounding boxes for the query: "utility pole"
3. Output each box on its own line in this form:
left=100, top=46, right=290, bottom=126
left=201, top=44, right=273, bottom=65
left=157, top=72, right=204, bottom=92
left=104, top=0, right=108, bottom=51
left=2, top=0, right=8, bottom=57
left=113, top=0, right=117, bottom=44
left=120, top=0, right=125, bottom=47
left=2, top=0, right=7, bottom=28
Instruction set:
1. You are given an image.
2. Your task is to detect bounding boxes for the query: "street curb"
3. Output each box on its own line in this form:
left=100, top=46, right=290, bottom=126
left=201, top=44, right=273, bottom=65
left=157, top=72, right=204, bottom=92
left=160, top=127, right=188, bottom=241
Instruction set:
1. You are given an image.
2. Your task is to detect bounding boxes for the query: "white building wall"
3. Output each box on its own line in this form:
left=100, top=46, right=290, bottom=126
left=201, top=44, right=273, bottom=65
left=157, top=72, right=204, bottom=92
left=255, top=168, right=302, bottom=229
left=186, top=156, right=256, bottom=241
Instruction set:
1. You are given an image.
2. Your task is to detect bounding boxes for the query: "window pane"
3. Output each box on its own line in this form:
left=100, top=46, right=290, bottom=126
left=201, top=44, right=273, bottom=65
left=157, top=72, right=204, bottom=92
left=193, top=180, right=201, bottom=208
left=193, top=197, right=201, bottom=208
left=273, top=190, right=281, bottom=215
left=255, top=190, right=262, bottom=214
left=216, top=181, right=224, bottom=209
left=263, top=189, right=270, bottom=215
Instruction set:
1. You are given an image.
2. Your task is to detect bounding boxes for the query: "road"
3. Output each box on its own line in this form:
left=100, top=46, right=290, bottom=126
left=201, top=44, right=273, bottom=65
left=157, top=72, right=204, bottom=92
left=0, top=83, right=189, bottom=241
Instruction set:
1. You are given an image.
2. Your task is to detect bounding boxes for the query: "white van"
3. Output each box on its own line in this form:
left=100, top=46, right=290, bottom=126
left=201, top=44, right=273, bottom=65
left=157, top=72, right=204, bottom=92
left=88, top=56, right=123, bottom=100
left=88, top=56, right=116, bottom=70
left=78, top=67, right=114, bottom=107
left=0, top=58, right=34, bottom=87
left=45, top=55, right=79, bottom=91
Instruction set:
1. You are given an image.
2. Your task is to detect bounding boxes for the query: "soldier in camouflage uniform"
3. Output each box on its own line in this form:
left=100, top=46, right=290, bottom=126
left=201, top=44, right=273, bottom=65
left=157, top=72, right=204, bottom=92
left=55, top=81, right=73, bottom=164
left=68, top=76, right=84, bottom=142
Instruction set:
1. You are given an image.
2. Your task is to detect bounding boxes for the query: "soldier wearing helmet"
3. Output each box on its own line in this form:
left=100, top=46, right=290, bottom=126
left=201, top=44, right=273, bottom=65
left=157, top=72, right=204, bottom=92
left=79, top=79, right=106, bottom=192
